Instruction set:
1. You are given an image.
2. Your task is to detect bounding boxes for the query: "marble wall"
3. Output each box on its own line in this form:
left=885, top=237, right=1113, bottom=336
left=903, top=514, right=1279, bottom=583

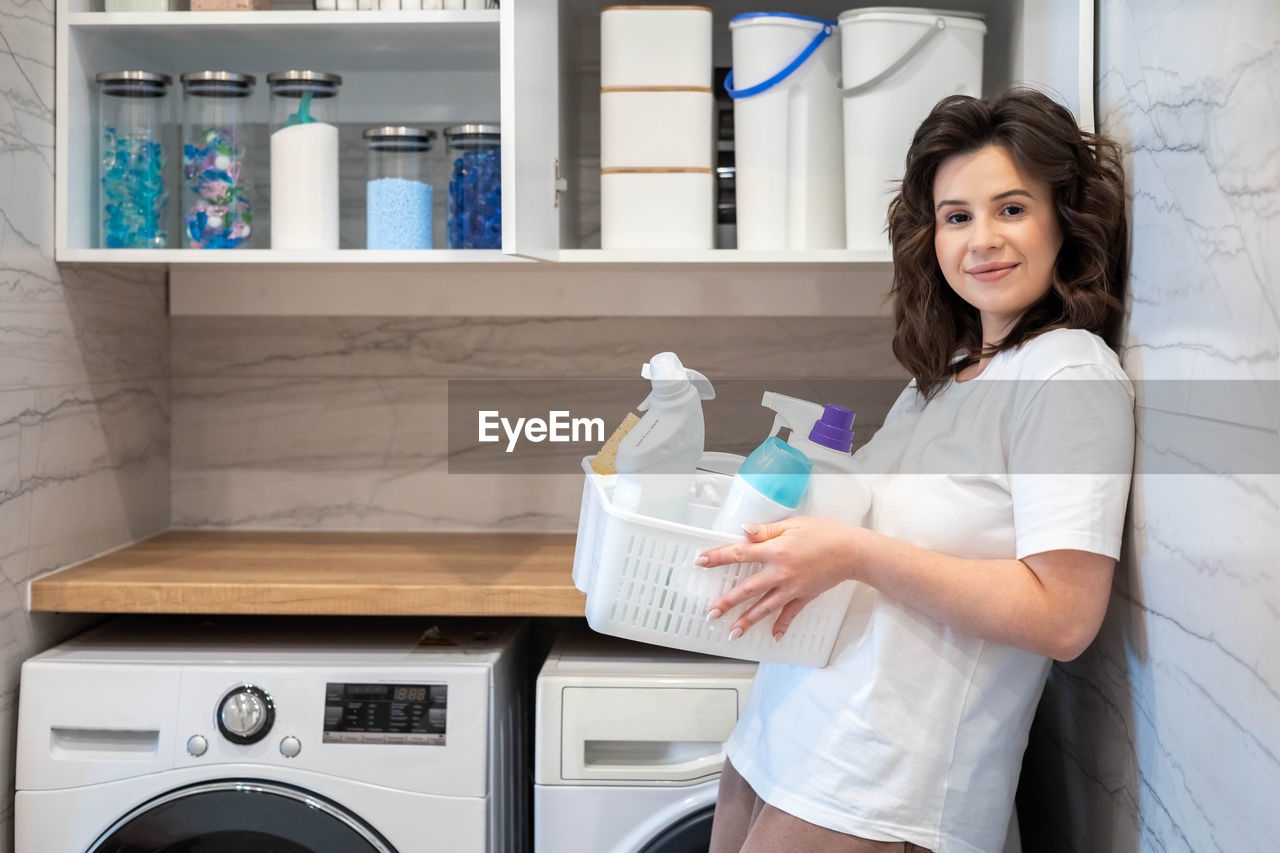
left=168, top=316, right=902, bottom=530
left=0, top=0, right=170, bottom=846
left=1018, top=1, right=1280, bottom=850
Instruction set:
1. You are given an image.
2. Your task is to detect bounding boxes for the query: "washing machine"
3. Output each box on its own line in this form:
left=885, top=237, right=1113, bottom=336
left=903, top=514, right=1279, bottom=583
left=16, top=616, right=528, bottom=853
left=534, top=629, right=757, bottom=853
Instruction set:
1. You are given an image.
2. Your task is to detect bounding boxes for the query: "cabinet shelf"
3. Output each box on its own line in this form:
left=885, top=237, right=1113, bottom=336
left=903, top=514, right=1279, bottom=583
left=65, top=10, right=500, bottom=73
left=555, top=249, right=891, bottom=265
left=57, top=249, right=525, bottom=264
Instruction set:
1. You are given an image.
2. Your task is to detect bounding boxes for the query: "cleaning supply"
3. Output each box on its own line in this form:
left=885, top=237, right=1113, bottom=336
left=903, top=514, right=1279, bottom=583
left=590, top=412, right=641, bottom=475
left=712, top=436, right=812, bottom=534
left=761, top=391, right=871, bottom=526
left=612, top=352, right=716, bottom=524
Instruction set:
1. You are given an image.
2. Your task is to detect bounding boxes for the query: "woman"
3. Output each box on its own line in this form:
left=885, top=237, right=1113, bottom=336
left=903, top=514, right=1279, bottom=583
left=700, top=88, right=1135, bottom=853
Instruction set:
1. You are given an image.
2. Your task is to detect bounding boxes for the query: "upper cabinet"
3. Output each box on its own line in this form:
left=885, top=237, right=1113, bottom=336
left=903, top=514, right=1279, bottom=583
left=55, top=0, right=1091, bottom=313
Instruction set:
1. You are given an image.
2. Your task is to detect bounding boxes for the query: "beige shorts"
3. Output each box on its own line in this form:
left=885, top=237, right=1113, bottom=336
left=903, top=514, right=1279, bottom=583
left=709, top=759, right=935, bottom=853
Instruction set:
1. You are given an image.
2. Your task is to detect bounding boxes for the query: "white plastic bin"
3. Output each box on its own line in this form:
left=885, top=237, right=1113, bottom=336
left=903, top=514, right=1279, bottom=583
left=573, top=455, right=855, bottom=667
left=727, top=12, right=845, bottom=250
left=601, top=89, right=714, bottom=170
left=601, top=169, right=714, bottom=249
left=839, top=8, right=986, bottom=252
left=601, top=6, right=713, bottom=89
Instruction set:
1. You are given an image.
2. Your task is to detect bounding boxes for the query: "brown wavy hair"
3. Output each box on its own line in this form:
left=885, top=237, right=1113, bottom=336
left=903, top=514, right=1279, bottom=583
left=886, top=88, right=1128, bottom=400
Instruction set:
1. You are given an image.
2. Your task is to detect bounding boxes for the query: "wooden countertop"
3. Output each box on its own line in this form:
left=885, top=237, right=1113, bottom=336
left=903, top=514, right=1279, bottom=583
left=28, top=531, right=586, bottom=617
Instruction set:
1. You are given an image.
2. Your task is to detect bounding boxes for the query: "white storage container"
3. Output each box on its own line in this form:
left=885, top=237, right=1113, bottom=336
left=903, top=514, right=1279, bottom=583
left=573, top=455, right=855, bottom=667
left=839, top=8, right=986, bottom=252
left=601, top=6, right=713, bottom=89
left=728, top=12, right=845, bottom=250
left=601, top=89, right=714, bottom=169
left=601, top=169, right=714, bottom=249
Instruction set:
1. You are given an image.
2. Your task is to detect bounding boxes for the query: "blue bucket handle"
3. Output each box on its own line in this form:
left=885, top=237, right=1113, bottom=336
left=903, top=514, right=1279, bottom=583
left=724, top=19, right=838, bottom=100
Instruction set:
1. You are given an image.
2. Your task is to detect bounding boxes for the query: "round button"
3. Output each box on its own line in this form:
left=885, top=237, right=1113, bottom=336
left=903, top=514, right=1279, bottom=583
left=216, top=685, right=275, bottom=745
left=279, top=735, right=302, bottom=758
left=186, top=734, right=208, bottom=757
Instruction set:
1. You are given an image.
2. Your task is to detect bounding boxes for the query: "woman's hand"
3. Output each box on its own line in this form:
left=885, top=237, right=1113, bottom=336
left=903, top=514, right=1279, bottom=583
left=696, top=516, right=864, bottom=642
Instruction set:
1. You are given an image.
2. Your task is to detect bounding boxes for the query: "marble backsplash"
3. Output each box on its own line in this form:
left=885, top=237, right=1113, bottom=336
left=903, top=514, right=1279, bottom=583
left=1017, top=1, right=1280, bottom=850
left=0, top=0, right=171, bottom=846
left=169, top=316, right=904, bottom=530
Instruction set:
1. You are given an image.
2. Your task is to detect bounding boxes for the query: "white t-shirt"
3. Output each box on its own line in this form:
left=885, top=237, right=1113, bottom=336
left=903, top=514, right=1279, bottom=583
left=724, top=328, right=1135, bottom=853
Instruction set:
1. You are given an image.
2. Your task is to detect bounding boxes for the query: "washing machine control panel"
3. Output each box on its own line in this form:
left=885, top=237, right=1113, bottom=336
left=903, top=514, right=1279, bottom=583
left=217, top=684, right=275, bottom=745
left=323, top=683, right=448, bottom=745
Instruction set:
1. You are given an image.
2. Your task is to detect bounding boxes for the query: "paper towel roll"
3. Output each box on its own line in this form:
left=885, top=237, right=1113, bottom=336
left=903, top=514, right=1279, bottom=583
left=270, top=122, right=340, bottom=250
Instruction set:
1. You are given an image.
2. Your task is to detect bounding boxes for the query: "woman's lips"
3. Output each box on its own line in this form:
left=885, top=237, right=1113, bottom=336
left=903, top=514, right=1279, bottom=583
left=967, top=263, right=1019, bottom=282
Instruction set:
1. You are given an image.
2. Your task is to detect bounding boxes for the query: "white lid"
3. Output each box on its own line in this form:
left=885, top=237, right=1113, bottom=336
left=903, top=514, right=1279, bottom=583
left=838, top=7, right=987, bottom=33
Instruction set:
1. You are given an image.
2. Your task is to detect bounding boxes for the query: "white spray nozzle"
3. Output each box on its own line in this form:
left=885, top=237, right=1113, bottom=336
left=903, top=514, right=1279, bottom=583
left=761, top=391, right=824, bottom=440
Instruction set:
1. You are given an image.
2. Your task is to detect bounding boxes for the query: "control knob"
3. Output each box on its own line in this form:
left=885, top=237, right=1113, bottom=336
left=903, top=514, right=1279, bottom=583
left=217, top=684, right=275, bottom=745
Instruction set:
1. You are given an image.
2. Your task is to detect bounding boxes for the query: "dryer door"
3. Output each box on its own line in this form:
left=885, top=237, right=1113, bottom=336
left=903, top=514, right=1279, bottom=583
left=87, top=779, right=397, bottom=853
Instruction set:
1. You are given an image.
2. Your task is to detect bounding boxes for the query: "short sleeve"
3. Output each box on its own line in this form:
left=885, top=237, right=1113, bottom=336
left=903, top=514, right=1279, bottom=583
left=1009, top=363, right=1136, bottom=560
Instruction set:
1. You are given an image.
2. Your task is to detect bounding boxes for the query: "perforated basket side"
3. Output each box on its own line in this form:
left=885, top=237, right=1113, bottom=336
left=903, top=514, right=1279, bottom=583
left=571, top=468, right=605, bottom=593
left=583, top=513, right=854, bottom=667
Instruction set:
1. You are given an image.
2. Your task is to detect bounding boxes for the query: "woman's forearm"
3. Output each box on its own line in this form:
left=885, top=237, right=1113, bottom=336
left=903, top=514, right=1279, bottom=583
left=850, top=526, right=1112, bottom=661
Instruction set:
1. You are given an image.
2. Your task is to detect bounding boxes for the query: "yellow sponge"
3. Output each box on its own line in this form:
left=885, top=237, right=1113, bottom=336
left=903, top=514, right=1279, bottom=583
left=590, top=412, right=641, bottom=475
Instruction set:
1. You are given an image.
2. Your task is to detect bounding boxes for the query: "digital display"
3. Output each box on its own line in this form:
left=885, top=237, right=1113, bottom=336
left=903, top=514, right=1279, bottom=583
left=322, top=683, right=447, bottom=745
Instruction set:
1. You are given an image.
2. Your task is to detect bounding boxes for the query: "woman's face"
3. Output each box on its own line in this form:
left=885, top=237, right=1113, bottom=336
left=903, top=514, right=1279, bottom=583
left=933, top=145, right=1063, bottom=343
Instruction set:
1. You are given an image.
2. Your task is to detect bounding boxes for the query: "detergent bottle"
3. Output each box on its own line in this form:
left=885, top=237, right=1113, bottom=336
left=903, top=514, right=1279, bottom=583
left=760, top=391, right=871, bottom=526
left=613, top=352, right=716, bottom=524
left=711, top=436, right=812, bottom=534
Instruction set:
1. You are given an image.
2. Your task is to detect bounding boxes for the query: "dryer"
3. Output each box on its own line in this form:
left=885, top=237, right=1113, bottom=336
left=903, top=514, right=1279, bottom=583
left=16, top=616, right=528, bottom=853
left=534, top=629, right=756, bottom=853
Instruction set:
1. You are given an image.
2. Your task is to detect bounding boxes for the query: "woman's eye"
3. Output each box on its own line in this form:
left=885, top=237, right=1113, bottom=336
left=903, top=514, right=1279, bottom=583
left=944, top=211, right=970, bottom=225
left=1002, top=204, right=1025, bottom=216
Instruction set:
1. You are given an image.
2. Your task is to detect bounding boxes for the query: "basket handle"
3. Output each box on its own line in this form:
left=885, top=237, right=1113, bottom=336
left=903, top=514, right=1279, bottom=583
left=839, top=16, right=947, bottom=97
left=724, top=20, right=838, bottom=100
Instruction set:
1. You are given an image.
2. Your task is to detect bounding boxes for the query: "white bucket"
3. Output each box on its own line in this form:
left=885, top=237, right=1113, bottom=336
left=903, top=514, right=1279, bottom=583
left=728, top=13, right=845, bottom=250
left=839, top=8, right=986, bottom=253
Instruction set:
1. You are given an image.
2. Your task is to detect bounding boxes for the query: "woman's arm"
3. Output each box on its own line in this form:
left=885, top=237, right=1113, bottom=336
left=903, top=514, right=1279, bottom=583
left=697, top=517, right=1115, bottom=662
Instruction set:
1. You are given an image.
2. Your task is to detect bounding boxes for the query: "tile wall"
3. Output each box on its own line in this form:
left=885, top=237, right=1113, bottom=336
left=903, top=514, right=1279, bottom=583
left=0, top=0, right=171, bottom=846
left=1017, top=2, right=1280, bottom=849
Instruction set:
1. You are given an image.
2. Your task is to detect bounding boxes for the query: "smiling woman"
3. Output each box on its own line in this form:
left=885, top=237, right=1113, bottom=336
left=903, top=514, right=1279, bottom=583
left=888, top=89, right=1128, bottom=399
left=702, top=88, right=1135, bottom=853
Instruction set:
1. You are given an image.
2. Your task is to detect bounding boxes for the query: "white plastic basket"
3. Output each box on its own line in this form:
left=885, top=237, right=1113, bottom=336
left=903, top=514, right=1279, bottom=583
left=572, top=454, right=854, bottom=667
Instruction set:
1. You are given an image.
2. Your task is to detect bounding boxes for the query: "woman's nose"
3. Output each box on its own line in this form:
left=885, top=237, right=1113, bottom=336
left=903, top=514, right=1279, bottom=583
left=969, top=215, right=1003, bottom=252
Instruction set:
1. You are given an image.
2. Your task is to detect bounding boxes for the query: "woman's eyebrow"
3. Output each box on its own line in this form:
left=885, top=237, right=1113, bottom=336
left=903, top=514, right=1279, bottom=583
left=934, top=188, right=1036, bottom=211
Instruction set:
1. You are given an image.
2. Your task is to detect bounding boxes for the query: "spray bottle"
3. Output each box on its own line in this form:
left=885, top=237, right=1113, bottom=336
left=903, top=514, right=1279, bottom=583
left=613, top=352, right=716, bottom=524
left=760, top=391, right=871, bottom=526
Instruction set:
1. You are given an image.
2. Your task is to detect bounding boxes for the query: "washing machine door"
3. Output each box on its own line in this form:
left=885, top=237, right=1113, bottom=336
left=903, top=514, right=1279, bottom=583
left=639, top=805, right=716, bottom=853
left=87, top=779, right=397, bottom=853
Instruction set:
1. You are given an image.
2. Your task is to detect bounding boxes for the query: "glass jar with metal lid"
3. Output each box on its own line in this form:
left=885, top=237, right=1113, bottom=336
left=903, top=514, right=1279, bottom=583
left=266, top=70, right=343, bottom=250
left=180, top=71, right=255, bottom=249
left=364, top=127, right=437, bottom=250
left=443, top=123, right=501, bottom=250
left=97, top=71, right=171, bottom=249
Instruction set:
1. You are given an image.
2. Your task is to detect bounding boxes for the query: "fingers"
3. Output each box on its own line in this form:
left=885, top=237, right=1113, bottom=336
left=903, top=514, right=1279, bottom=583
left=706, top=569, right=773, bottom=623
left=770, top=597, right=809, bottom=642
left=696, top=517, right=795, bottom=567
left=695, top=538, right=759, bottom=570
left=727, top=587, right=791, bottom=640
